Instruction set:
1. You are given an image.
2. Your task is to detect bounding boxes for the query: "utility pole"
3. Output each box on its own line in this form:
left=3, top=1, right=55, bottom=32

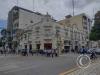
left=16, top=0, right=18, bottom=6
left=72, top=0, right=75, bottom=16
left=33, top=0, right=34, bottom=11
left=43, top=0, right=49, bottom=4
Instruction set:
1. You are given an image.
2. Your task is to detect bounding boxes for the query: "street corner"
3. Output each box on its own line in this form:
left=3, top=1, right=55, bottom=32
left=76, top=54, right=91, bottom=69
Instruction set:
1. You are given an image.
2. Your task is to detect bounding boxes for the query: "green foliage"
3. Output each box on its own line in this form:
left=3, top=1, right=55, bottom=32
left=0, top=38, right=2, bottom=47
left=89, top=19, right=100, bottom=41
left=1, top=29, right=7, bottom=37
left=90, top=26, right=100, bottom=41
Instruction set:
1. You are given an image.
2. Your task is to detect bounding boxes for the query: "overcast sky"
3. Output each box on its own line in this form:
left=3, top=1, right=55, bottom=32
left=0, top=0, right=100, bottom=28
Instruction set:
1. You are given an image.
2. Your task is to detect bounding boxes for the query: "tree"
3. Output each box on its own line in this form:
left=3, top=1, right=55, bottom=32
left=1, top=29, right=7, bottom=37
left=0, top=37, right=3, bottom=47
left=0, top=29, right=7, bottom=49
left=89, top=12, right=100, bottom=41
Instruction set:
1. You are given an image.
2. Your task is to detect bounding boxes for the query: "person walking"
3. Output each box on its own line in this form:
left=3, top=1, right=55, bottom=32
left=51, top=49, right=54, bottom=58
left=90, top=48, right=97, bottom=59
left=80, top=46, right=86, bottom=54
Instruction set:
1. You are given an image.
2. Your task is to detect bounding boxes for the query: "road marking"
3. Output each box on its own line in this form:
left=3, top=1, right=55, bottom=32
left=59, top=59, right=100, bottom=75
left=4, top=63, right=44, bottom=74
left=0, top=65, right=18, bottom=71
left=59, top=66, right=79, bottom=75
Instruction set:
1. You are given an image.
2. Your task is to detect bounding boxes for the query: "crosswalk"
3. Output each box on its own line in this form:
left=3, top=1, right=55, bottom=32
left=0, top=64, right=18, bottom=72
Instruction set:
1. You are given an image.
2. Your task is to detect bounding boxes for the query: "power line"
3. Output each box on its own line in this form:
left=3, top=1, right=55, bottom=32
left=72, top=0, right=75, bottom=16
left=33, top=0, right=34, bottom=11
left=43, top=0, right=49, bottom=4
left=16, top=0, right=18, bottom=6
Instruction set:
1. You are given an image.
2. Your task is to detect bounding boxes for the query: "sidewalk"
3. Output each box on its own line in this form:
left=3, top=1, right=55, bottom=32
left=65, top=59, right=100, bottom=75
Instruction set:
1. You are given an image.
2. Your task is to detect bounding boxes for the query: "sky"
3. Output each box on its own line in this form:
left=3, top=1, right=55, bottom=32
left=0, top=0, right=100, bottom=29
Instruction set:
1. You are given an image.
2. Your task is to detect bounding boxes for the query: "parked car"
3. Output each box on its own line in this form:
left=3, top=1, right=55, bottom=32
left=95, top=48, right=100, bottom=55
left=87, top=48, right=94, bottom=54
left=87, top=48, right=100, bottom=55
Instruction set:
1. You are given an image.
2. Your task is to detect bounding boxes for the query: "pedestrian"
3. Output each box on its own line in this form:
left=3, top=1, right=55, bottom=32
left=54, top=49, right=58, bottom=57
left=71, top=48, right=74, bottom=53
left=90, top=48, right=97, bottom=59
left=80, top=46, right=85, bottom=54
left=51, top=49, right=54, bottom=58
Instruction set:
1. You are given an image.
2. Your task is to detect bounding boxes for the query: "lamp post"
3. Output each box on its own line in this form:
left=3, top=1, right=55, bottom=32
left=72, top=0, right=75, bottom=16
left=56, top=29, right=61, bottom=56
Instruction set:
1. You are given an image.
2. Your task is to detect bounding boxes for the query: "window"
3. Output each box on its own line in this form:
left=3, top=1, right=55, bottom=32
left=20, top=36, right=23, bottom=40
left=44, top=25, right=52, bottom=28
left=14, top=23, right=19, bottom=28
left=24, top=34, right=27, bottom=40
left=35, top=26, right=40, bottom=30
left=46, top=18, right=49, bottom=22
left=13, top=9, right=19, bottom=21
left=30, top=20, right=33, bottom=23
left=35, top=37, right=40, bottom=39
left=44, top=29, right=52, bottom=37
left=28, top=33, right=32, bottom=38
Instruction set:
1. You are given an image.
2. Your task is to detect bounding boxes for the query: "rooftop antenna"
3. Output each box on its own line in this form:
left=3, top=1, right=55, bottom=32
left=43, top=0, right=49, bottom=4
left=93, top=8, right=95, bottom=19
left=72, top=0, right=75, bottom=16
left=33, top=0, right=35, bottom=11
left=43, top=0, right=49, bottom=14
left=16, top=0, right=18, bottom=7
left=92, top=8, right=95, bottom=26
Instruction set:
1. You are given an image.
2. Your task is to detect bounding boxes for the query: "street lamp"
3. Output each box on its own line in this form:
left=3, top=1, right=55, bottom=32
left=55, top=29, right=61, bottom=55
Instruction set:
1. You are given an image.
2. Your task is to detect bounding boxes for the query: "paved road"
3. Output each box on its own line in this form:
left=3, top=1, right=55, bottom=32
left=0, top=53, right=79, bottom=75
left=66, top=59, right=100, bottom=75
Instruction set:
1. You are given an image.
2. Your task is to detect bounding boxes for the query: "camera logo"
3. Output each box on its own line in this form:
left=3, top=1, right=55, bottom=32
left=77, top=55, right=91, bottom=69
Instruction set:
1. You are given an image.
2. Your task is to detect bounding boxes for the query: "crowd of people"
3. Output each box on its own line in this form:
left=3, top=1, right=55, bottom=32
left=0, top=47, right=59, bottom=57
left=0, top=46, right=98, bottom=59
left=21, top=49, right=59, bottom=57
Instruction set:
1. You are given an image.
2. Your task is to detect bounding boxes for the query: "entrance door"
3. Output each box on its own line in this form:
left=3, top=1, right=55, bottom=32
left=64, top=46, right=70, bottom=53
left=36, top=44, right=40, bottom=50
left=24, top=45, right=27, bottom=51
left=44, top=43, right=52, bottom=49
left=75, top=46, right=78, bottom=52
left=29, top=44, right=32, bottom=51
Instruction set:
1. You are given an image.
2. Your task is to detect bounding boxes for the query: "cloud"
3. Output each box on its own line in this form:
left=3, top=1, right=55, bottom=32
left=0, top=0, right=100, bottom=21
left=64, top=0, right=100, bottom=9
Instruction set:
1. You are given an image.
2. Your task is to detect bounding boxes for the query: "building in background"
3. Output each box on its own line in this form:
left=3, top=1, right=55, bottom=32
left=58, top=14, right=92, bottom=52
left=7, top=6, right=92, bottom=53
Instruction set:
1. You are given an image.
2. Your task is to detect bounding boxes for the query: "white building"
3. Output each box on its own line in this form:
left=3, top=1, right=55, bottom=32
left=7, top=6, right=92, bottom=53
left=7, top=6, right=65, bottom=53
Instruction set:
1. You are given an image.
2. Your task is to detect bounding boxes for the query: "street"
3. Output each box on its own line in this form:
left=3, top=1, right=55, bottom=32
left=64, top=58, right=100, bottom=75
left=0, top=53, right=79, bottom=75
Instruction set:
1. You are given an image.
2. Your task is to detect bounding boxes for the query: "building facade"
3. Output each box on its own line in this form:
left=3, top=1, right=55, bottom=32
left=7, top=6, right=65, bottom=54
left=7, top=6, right=92, bottom=53
left=58, top=14, right=92, bottom=52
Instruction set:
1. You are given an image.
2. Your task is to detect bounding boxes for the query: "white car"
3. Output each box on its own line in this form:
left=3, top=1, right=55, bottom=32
left=87, top=48, right=94, bottom=53
left=95, top=48, right=100, bottom=55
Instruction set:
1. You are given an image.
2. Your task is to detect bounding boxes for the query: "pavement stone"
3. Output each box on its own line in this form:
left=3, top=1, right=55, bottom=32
left=0, top=53, right=78, bottom=75
left=66, top=59, right=100, bottom=75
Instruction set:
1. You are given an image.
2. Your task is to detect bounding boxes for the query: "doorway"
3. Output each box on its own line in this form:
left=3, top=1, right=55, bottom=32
left=36, top=44, right=41, bottom=50
left=29, top=44, right=32, bottom=51
left=64, top=46, right=70, bottom=53
left=44, top=43, right=52, bottom=49
left=75, top=46, right=78, bottom=52
left=24, top=45, right=27, bottom=51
